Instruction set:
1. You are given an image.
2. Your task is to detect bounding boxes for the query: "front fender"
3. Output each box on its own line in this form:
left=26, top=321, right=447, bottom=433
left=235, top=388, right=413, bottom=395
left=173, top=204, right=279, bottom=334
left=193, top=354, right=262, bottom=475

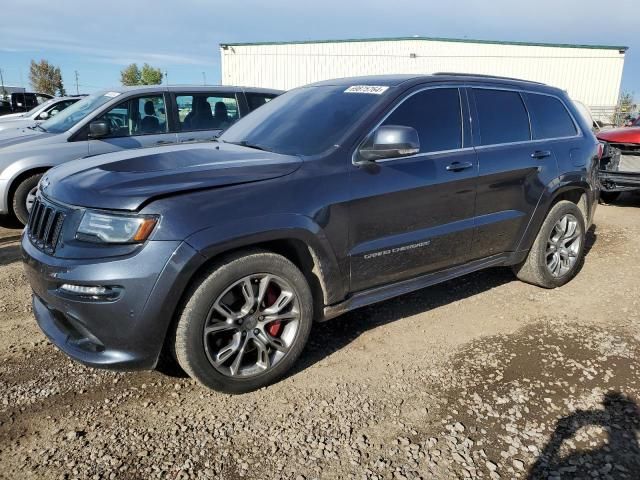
left=184, top=213, right=347, bottom=305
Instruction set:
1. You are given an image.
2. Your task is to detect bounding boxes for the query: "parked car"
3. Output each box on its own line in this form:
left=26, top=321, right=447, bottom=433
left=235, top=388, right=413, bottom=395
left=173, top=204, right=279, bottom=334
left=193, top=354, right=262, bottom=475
left=22, top=74, right=600, bottom=393
left=597, top=126, right=640, bottom=202
left=0, top=85, right=281, bottom=224
left=0, top=92, right=53, bottom=116
left=0, top=96, right=82, bottom=132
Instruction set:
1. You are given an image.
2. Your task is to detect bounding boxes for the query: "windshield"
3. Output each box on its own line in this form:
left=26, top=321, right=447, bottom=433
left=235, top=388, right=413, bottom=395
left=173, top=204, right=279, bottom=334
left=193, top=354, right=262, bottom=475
left=40, top=92, right=115, bottom=133
left=220, top=85, right=387, bottom=156
left=24, top=98, right=54, bottom=117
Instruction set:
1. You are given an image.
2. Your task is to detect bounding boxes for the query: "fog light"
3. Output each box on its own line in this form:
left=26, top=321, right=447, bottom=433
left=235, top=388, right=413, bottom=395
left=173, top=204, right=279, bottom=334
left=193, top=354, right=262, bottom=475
left=58, top=284, right=120, bottom=300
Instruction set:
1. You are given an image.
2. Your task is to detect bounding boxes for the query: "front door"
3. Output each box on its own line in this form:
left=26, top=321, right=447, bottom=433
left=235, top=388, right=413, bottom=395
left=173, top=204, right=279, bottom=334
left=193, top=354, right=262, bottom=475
left=88, top=93, right=177, bottom=155
left=348, top=87, right=478, bottom=292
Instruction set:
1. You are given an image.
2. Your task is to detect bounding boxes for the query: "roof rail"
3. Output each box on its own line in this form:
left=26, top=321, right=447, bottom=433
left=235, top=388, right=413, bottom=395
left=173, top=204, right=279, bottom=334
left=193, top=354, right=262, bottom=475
left=432, top=72, right=545, bottom=85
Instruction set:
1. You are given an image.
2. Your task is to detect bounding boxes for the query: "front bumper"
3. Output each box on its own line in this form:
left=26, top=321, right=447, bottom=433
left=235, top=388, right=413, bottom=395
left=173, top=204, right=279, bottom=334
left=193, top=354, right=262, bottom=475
left=21, top=233, right=202, bottom=370
left=0, top=179, right=8, bottom=214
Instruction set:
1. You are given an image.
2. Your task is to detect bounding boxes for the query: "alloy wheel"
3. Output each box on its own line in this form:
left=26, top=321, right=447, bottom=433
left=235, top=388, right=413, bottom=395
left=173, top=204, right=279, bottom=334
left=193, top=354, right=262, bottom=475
left=26, top=186, right=38, bottom=213
left=546, top=213, right=582, bottom=278
left=203, top=274, right=301, bottom=378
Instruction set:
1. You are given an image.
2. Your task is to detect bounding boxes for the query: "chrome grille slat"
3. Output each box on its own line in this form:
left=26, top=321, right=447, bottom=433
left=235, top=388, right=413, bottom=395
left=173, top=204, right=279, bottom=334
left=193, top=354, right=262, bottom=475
left=27, top=198, right=66, bottom=254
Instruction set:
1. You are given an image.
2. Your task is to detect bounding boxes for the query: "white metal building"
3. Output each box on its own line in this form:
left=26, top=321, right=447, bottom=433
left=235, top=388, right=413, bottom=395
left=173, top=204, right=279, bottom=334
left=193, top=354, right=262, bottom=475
left=220, top=36, right=628, bottom=114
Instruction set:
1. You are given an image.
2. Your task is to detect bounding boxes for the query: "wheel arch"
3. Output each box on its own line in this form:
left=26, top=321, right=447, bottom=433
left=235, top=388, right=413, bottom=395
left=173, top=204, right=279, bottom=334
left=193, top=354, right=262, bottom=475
left=6, top=166, right=51, bottom=215
left=515, top=181, right=592, bottom=254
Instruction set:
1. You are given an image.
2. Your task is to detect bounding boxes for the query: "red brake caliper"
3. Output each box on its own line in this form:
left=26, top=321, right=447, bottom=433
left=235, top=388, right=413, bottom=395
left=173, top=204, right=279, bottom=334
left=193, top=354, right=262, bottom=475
left=265, top=285, right=283, bottom=337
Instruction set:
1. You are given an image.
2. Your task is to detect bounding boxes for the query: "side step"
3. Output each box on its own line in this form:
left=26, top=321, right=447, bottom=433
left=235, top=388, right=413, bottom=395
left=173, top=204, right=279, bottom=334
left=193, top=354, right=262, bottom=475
left=321, top=253, right=513, bottom=321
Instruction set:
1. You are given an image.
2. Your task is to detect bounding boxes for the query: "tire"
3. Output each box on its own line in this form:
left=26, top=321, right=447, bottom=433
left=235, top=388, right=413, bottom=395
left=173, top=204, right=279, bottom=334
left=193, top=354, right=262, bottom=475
left=12, top=173, right=43, bottom=226
left=173, top=250, right=313, bottom=394
left=512, top=200, right=586, bottom=289
left=599, top=191, right=621, bottom=204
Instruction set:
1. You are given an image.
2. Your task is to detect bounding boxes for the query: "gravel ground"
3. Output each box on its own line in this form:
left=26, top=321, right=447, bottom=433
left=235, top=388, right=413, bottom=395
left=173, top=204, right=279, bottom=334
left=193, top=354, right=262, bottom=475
left=1, top=195, right=640, bottom=479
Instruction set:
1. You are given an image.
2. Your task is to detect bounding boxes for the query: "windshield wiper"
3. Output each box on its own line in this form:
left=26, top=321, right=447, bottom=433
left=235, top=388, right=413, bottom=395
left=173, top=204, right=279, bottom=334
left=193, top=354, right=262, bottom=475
left=31, top=123, right=47, bottom=132
left=228, top=140, right=272, bottom=152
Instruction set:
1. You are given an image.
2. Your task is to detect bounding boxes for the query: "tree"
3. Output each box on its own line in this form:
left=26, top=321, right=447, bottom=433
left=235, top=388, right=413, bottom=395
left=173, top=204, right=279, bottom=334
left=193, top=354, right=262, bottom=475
left=615, top=91, right=637, bottom=126
left=120, top=63, right=163, bottom=86
left=120, top=63, right=141, bottom=86
left=29, top=59, right=65, bottom=96
left=140, top=63, right=163, bottom=85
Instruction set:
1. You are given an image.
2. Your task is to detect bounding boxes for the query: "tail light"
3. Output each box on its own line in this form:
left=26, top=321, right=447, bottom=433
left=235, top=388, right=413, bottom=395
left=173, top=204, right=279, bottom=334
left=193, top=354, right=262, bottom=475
left=597, top=142, right=604, bottom=160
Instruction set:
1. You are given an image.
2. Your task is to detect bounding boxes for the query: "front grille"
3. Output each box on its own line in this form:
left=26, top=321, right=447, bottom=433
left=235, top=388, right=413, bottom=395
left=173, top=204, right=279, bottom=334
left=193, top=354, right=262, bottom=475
left=27, top=198, right=65, bottom=254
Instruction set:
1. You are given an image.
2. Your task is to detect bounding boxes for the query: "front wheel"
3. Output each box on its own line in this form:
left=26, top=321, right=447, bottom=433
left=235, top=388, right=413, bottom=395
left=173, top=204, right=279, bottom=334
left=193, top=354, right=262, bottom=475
left=12, top=173, right=43, bottom=225
left=512, top=200, right=586, bottom=288
left=173, top=250, right=313, bottom=394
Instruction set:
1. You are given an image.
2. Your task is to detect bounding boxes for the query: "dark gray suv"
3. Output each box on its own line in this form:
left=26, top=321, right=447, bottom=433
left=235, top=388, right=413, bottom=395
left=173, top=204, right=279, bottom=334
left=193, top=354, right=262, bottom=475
left=22, top=74, right=600, bottom=393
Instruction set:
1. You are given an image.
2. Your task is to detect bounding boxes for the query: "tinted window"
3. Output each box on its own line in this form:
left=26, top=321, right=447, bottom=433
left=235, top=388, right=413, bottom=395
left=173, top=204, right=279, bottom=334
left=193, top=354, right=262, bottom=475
left=527, top=94, right=577, bottom=139
left=220, top=86, right=385, bottom=156
left=246, top=93, right=277, bottom=112
left=474, top=89, right=530, bottom=145
left=176, top=94, right=239, bottom=132
left=96, top=95, right=167, bottom=138
left=382, top=88, right=462, bottom=153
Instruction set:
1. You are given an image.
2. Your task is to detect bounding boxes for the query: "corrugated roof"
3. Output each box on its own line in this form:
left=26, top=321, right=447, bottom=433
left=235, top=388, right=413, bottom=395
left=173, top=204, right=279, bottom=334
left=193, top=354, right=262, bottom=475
left=220, top=36, right=628, bottom=52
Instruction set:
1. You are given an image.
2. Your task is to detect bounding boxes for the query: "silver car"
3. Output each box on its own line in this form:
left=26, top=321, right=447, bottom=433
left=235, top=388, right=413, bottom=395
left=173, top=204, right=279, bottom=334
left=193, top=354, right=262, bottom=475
left=0, top=85, right=281, bottom=224
left=0, top=96, right=82, bottom=132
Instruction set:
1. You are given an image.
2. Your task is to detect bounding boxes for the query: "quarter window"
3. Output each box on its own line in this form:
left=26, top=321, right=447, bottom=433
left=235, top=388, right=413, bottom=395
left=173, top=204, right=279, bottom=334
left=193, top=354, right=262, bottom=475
left=95, top=95, right=168, bottom=138
left=176, top=94, right=239, bottom=131
left=246, top=93, right=277, bottom=112
left=382, top=88, right=462, bottom=153
left=527, top=93, right=577, bottom=139
left=474, top=89, right=530, bottom=145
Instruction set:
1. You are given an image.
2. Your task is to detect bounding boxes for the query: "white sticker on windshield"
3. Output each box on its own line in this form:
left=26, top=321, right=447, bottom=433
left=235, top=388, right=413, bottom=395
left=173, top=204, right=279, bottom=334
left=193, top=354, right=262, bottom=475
left=104, top=91, right=121, bottom=98
left=344, top=85, right=389, bottom=95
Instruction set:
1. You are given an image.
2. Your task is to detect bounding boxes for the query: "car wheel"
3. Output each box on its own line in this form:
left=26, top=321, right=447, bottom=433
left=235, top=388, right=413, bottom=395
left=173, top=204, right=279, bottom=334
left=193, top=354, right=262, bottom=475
left=173, top=250, right=313, bottom=394
left=512, top=200, right=586, bottom=289
left=12, top=173, right=43, bottom=226
left=599, top=191, right=621, bottom=204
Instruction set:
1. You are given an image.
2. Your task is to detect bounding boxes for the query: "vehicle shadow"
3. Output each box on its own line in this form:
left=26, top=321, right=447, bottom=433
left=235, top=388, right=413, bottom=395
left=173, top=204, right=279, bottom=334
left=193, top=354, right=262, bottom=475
left=293, top=224, right=599, bottom=377
left=0, top=214, right=22, bottom=230
left=528, top=391, right=640, bottom=478
left=0, top=243, right=21, bottom=267
left=605, top=191, right=640, bottom=208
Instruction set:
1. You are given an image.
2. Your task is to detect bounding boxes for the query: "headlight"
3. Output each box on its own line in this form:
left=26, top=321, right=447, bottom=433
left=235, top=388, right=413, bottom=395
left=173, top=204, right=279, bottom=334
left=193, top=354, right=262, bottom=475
left=76, top=211, right=158, bottom=244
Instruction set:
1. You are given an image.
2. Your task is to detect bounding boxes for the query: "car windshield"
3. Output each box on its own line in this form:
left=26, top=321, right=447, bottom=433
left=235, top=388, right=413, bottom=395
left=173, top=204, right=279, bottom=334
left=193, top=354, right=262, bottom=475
left=219, top=85, right=388, bottom=156
left=40, top=92, right=115, bottom=133
left=24, top=98, right=54, bottom=117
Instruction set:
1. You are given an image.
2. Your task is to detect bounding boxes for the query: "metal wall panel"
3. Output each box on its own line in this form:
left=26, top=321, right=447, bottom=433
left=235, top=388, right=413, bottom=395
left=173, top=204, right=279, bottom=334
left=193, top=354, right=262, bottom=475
left=220, top=39, right=626, bottom=109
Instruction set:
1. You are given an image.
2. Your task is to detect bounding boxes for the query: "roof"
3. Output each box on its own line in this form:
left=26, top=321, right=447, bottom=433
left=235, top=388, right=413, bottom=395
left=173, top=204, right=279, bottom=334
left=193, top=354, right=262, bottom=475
left=306, top=73, right=559, bottom=92
left=93, top=85, right=283, bottom=95
left=220, top=35, right=628, bottom=52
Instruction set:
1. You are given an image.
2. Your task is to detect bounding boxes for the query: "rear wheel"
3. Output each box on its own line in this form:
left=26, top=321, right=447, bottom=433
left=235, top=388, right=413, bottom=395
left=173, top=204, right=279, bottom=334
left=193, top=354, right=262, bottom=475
left=12, top=173, right=43, bottom=225
left=173, top=250, right=313, bottom=393
left=512, top=200, right=586, bottom=288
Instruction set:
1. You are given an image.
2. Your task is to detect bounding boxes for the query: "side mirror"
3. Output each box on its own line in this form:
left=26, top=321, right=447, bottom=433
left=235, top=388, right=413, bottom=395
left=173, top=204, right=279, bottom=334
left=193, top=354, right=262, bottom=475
left=38, top=111, right=49, bottom=120
left=88, top=120, right=110, bottom=138
left=358, top=125, right=420, bottom=162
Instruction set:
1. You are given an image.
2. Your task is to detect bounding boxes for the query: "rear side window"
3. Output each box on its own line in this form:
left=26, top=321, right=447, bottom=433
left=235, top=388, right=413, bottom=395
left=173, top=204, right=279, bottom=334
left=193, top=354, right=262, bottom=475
left=527, top=93, right=577, bottom=139
left=474, top=89, right=530, bottom=145
left=176, top=94, right=239, bottom=131
left=246, top=93, right=277, bottom=112
left=382, top=88, right=462, bottom=153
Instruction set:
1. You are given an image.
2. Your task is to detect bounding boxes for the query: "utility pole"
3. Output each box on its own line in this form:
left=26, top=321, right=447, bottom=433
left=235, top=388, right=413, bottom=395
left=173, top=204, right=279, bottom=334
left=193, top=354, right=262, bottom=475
left=164, top=70, right=168, bottom=85
left=202, top=71, right=206, bottom=85
left=0, top=68, right=6, bottom=97
left=74, top=70, right=79, bottom=95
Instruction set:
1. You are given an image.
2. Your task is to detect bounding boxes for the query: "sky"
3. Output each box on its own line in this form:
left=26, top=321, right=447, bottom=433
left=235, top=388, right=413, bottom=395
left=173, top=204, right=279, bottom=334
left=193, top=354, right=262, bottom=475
left=0, top=0, right=638, bottom=100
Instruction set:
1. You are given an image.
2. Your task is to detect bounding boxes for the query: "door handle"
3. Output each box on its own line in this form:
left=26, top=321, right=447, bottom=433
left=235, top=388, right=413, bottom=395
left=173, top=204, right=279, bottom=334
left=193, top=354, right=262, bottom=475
left=531, top=150, right=552, bottom=159
left=446, top=161, right=474, bottom=172
left=156, top=140, right=173, bottom=145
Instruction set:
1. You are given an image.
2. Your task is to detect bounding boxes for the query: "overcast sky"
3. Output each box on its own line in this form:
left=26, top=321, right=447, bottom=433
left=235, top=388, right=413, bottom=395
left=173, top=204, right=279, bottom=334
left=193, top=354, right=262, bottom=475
left=1, top=0, right=637, bottom=98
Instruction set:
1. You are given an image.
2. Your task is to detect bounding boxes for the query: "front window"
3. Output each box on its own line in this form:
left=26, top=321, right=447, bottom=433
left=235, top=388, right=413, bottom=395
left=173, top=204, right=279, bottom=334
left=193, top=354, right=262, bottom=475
left=220, top=85, right=388, bottom=156
left=40, top=93, right=115, bottom=134
left=95, top=95, right=168, bottom=137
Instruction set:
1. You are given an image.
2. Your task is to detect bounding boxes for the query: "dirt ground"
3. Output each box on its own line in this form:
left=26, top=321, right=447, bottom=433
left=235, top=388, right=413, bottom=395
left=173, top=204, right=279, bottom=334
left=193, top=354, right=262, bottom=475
left=1, top=195, right=640, bottom=480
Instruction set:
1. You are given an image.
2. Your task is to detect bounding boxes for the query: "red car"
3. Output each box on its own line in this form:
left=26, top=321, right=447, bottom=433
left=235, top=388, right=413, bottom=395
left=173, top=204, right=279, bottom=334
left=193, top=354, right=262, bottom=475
left=597, top=126, right=640, bottom=202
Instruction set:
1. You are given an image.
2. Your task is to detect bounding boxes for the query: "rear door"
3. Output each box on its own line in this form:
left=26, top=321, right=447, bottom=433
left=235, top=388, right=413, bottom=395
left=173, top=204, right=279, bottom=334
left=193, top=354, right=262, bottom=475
left=174, top=92, right=241, bottom=144
left=88, top=93, right=176, bottom=155
left=470, top=87, right=559, bottom=259
left=349, top=86, right=478, bottom=292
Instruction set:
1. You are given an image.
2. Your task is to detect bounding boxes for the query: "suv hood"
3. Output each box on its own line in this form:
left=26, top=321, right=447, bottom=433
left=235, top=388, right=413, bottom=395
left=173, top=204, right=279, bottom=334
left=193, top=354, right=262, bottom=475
left=597, top=127, right=640, bottom=145
left=42, top=142, right=302, bottom=211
